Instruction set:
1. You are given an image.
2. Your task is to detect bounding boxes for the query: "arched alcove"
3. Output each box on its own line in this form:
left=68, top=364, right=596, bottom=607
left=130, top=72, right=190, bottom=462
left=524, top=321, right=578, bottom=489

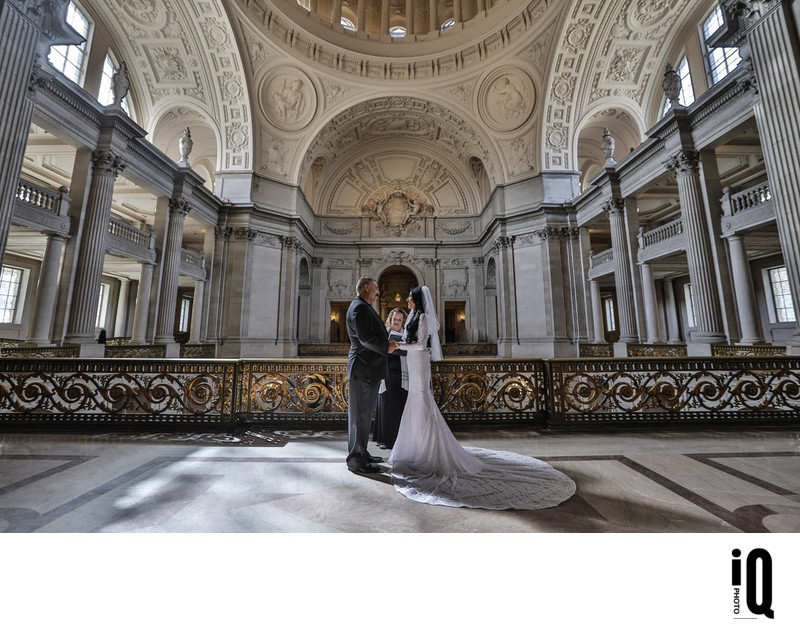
left=378, top=266, right=419, bottom=322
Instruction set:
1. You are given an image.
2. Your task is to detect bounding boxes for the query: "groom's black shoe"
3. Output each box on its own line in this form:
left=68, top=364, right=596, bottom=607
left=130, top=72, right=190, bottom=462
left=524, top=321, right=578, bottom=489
left=368, top=455, right=383, bottom=463
left=349, top=464, right=381, bottom=474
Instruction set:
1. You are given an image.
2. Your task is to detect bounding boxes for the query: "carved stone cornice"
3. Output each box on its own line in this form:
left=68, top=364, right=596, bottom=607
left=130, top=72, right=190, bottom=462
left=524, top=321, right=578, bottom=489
left=311, top=257, right=324, bottom=266
left=472, top=256, right=485, bottom=266
left=665, top=150, right=700, bottom=178
left=91, top=150, right=126, bottom=178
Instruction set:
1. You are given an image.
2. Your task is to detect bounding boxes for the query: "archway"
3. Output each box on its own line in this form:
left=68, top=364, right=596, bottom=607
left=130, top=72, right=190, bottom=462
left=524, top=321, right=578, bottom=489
left=378, top=266, right=418, bottom=322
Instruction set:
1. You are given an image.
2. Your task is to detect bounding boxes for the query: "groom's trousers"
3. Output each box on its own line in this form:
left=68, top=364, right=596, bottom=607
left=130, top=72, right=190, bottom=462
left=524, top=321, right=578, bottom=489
left=347, top=378, right=380, bottom=469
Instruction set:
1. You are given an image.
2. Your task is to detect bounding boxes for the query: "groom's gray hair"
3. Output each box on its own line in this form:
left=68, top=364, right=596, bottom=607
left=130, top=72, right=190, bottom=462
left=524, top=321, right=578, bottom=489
left=356, top=276, right=376, bottom=293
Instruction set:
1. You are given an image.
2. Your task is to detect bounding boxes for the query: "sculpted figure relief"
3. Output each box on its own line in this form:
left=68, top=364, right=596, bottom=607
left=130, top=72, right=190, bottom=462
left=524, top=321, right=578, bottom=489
left=492, top=77, right=526, bottom=120
left=272, top=79, right=305, bottom=123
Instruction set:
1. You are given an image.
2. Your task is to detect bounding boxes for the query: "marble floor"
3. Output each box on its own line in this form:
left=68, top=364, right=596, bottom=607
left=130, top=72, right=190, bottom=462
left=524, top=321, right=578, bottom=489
left=1, top=426, right=799, bottom=533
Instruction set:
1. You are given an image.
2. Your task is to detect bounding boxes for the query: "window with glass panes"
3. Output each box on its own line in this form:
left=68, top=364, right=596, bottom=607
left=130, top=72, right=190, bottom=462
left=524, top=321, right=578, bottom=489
left=604, top=298, right=616, bottom=332
left=768, top=266, right=796, bottom=323
left=0, top=266, right=23, bottom=324
left=179, top=298, right=191, bottom=332
left=48, top=1, right=90, bottom=84
left=702, top=5, right=741, bottom=84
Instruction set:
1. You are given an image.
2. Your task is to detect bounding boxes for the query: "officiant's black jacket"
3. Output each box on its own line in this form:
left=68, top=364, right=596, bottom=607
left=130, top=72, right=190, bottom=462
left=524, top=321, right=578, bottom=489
left=346, top=296, right=389, bottom=381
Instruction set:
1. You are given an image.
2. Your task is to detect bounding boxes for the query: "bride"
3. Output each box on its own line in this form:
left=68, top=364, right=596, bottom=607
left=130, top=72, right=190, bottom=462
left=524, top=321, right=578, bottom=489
left=388, top=286, right=576, bottom=510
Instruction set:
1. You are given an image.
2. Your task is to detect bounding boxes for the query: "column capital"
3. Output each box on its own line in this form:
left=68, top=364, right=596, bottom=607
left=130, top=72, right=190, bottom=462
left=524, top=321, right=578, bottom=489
left=214, top=226, right=233, bottom=240
left=665, top=150, right=700, bottom=177
left=534, top=227, right=562, bottom=242
left=491, top=235, right=514, bottom=252
left=472, top=256, right=485, bottom=266
left=168, top=197, right=191, bottom=216
left=280, top=235, right=302, bottom=251
left=602, top=198, right=625, bottom=216
left=91, top=150, right=126, bottom=178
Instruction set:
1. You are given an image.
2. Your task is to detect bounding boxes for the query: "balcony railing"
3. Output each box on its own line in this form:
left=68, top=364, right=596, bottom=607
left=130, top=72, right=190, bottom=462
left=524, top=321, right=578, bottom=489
left=17, top=180, right=68, bottom=215
left=181, top=248, right=205, bottom=268
left=639, top=218, right=683, bottom=248
left=589, top=248, right=613, bottom=268
left=108, top=217, right=152, bottom=248
left=723, top=182, right=772, bottom=216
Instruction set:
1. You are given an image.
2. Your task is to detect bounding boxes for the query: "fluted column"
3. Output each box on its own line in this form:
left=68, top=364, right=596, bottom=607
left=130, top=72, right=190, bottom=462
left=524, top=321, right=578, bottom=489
left=663, top=279, right=681, bottom=343
left=130, top=262, right=154, bottom=344
left=154, top=198, right=189, bottom=343
left=429, top=0, right=438, bottom=31
left=590, top=280, right=606, bottom=343
left=188, top=279, right=205, bottom=344
left=64, top=150, right=125, bottom=344
left=113, top=278, right=130, bottom=338
left=381, top=0, right=389, bottom=34
left=732, top=0, right=800, bottom=348
left=492, top=236, right=517, bottom=355
left=605, top=199, right=638, bottom=343
left=640, top=263, right=664, bottom=343
left=25, top=233, right=66, bottom=345
left=357, top=0, right=366, bottom=32
left=667, top=150, right=726, bottom=343
left=405, top=0, right=414, bottom=34
left=727, top=234, right=764, bottom=344
left=0, top=0, right=77, bottom=266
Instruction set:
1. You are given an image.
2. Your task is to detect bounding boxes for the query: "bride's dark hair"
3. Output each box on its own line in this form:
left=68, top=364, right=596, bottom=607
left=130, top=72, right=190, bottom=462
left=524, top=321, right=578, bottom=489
left=404, top=286, right=426, bottom=344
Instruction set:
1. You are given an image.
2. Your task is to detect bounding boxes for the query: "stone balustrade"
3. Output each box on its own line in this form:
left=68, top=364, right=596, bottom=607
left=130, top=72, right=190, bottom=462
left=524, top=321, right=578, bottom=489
left=16, top=180, right=69, bottom=215
left=181, top=248, right=205, bottom=268
left=639, top=217, right=683, bottom=248
left=107, top=217, right=152, bottom=248
left=589, top=248, right=614, bottom=268
left=722, top=181, right=772, bottom=216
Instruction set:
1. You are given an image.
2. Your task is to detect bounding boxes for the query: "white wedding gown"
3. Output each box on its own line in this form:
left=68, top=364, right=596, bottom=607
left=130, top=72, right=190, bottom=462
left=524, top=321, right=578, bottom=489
left=388, top=313, right=576, bottom=510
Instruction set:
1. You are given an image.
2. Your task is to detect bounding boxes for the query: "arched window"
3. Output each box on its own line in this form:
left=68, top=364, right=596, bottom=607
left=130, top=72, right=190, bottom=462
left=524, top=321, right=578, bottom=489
left=390, top=26, right=406, bottom=37
left=48, top=1, right=90, bottom=84
left=441, top=18, right=455, bottom=31
left=702, top=4, right=741, bottom=84
left=661, top=55, right=695, bottom=115
left=341, top=17, right=356, bottom=31
left=98, top=54, right=131, bottom=115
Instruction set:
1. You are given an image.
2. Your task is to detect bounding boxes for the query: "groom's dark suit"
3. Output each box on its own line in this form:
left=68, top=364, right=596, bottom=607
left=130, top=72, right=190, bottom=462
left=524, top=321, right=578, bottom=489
left=346, top=295, right=389, bottom=470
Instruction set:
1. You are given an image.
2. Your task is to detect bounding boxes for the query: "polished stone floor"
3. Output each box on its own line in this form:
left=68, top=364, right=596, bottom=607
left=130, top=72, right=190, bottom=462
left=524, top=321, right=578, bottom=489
left=1, top=426, right=799, bottom=533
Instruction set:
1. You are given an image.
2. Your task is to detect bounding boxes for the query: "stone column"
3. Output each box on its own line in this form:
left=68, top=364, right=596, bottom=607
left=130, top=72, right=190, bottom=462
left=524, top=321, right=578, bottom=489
left=492, top=236, right=517, bottom=356
left=25, top=233, right=66, bottom=346
left=405, top=0, right=414, bottom=34
left=605, top=199, right=638, bottom=343
left=429, top=0, right=438, bottom=31
left=640, top=262, right=664, bottom=344
left=0, top=0, right=78, bottom=266
left=731, top=0, right=800, bottom=350
left=276, top=236, right=301, bottom=353
left=64, top=150, right=125, bottom=346
left=130, top=262, right=154, bottom=344
left=667, top=150, right=726, bottom=347
left=154, top=198, right=189, bottom=344
left=113, top=278, right=130, bottom=338
left=188, top=279, right=205, bottom=344
left=477, top=0, right=486, bottom=12
left=590, top=280, right=606, bottom=343
left=663, top=279, right=682, bottom=343
left=357, top=0, right=366, bottom=32
left=332, top=0, right=342, bottom=25
left=454, top=0, right=462, bottom=23
left=381, top=0, right=389, bottom=34
left=727, top=234, right=765, bottom=344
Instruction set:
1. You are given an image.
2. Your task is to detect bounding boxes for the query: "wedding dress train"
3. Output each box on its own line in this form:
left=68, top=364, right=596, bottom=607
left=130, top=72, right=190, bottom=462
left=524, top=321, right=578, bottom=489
left=388, top=308, right=576, bottom=510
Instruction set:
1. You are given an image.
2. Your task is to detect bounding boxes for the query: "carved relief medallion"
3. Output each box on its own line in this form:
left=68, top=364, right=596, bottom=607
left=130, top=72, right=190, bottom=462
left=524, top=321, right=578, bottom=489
left=363, top=191, right=434, bottom=237
left=260, top=67, right=317, bottom=131
left=477, top=68, right=535, bottom=133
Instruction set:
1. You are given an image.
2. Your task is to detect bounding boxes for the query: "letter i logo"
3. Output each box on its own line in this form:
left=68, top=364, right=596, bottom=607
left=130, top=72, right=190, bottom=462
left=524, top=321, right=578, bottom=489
left=731, top=549, right=741, bottom=586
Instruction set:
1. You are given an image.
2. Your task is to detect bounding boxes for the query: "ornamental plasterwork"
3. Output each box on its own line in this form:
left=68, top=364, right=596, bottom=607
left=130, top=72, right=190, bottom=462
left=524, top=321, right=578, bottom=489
left=231, top=0, right=561, bottom=81
left=92, top=0, right=252, bottom=171
left=323, top=221, right=359, bottom=235
left=260, top=66, right=317, bottom=132
left=261, top=131, right=293, bottom=177
left=327, top=268, right=355, bottom=298
left=505, top=136, right=537, bottom=176
left=362, top=191, right=434, bottom=237
left=477, top=67, right=536, bottom=133
left=542, top=0, right=693, bottom=169
left=441, top=269, right=470, bottom=297
left=300, top=97, right=497, bottom=187
left=437, top=222, right=473, bottom=236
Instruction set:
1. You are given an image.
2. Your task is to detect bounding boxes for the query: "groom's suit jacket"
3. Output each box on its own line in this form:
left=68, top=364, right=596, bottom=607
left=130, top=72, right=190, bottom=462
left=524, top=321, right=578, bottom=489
left=346, top=296, right=389, bottom=381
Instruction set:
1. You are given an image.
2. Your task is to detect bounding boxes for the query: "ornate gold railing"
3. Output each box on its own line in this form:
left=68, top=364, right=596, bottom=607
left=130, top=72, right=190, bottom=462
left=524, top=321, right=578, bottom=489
left=297, top=344, right=349, bottom=356
left=1, top=357, right=798, bottom=430
left=1, top=346, right=79, bottom=358
left=547, top=357, right=800, bottom=428
left=104, top=345, right=167, bottom=358
left=579, top=343, right=613, bottom=357
left=627, top=344, right=687, bottom=357
left=711, top=344, right=786, bottom=357
left=181, top=344, right=216, bottom=358
left=441, top=343, right=498, bottom=356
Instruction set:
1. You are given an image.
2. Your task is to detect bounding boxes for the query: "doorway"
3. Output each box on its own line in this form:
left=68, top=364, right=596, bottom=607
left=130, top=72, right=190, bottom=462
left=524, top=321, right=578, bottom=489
left=377, top=266, right=418, bottom=321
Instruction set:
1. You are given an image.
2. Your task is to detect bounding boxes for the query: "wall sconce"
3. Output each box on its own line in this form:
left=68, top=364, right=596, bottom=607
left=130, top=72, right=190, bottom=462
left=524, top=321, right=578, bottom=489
left=459, top=314, right=465, bottom=321
left=395, top=292, right=401, bottom=302
left=331, top=313, right=336, bottom=321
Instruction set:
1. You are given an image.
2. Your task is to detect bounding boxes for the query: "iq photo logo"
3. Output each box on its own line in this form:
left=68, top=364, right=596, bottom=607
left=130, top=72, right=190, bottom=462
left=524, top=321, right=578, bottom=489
left=732, top=548, right=774, bottom=620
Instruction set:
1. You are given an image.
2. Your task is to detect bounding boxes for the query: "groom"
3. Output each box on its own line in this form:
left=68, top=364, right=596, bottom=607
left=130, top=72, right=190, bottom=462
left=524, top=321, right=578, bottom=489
left=345, top=277, right=398, bottom=474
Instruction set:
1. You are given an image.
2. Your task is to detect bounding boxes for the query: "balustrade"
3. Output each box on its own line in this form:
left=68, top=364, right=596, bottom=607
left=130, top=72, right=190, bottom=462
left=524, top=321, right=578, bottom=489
left=180, top=248, right=205, bottom=268
left=16, top=180, right=66, bottom=214
left=107, top=217, right=152, bottom=248
left=724, top=182, right=772, bottom=216
left=589, top=248, right=614, bottom=269
left=639, top=218, right=683, bottom=248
